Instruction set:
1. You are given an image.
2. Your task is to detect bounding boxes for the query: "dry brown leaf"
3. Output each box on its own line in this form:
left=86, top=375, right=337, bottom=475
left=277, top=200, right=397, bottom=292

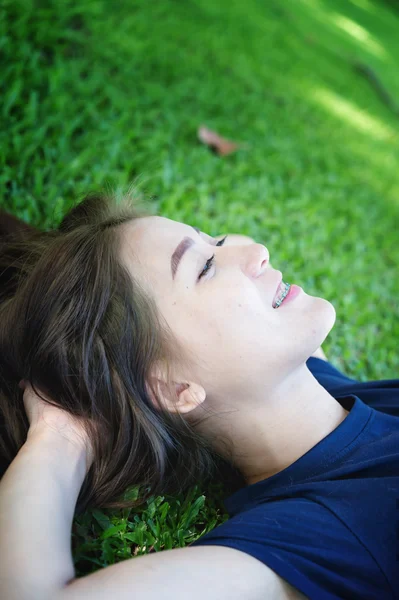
left=197, top=125, right=241, bottom=156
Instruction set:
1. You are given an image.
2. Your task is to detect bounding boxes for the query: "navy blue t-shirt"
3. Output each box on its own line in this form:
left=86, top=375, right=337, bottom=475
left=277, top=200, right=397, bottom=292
left=190, top=357, right=399, bottom=599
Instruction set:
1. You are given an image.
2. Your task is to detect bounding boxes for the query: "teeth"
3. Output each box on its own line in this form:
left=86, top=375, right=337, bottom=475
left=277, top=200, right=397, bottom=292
left=273, top=282, right=291, bottom=308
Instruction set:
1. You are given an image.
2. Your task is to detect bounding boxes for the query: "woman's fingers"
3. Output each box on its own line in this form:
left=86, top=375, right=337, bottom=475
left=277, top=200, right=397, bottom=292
left=22, top=383, right=94, bottom=468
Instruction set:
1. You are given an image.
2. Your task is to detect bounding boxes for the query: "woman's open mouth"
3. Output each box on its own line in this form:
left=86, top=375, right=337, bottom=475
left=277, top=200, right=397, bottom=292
left=272, top=281, right=291, bottom=308
left=272, top=281, right=303, bottom=308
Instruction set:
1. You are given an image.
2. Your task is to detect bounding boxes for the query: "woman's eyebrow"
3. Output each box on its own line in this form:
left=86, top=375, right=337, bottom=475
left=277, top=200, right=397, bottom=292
left=171, top=226, right=201, bottom=281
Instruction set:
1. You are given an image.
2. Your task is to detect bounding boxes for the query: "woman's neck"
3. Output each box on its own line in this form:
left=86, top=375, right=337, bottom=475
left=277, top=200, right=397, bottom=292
left=198, top=364, right=350, bottom=487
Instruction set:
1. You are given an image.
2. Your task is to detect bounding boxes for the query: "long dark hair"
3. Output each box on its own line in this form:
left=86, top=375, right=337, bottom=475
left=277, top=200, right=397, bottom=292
left=0, top=192, right=245, bottom=515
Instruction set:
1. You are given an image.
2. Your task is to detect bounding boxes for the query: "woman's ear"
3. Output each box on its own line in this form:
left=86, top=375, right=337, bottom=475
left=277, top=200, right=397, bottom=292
left=146, top=369, right=206, bottom=415
left=167, top=381, right=206, bottom=414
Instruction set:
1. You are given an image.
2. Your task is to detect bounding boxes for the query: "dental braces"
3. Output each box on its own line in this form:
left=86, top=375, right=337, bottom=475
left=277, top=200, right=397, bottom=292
left=274, top=282, right=291, bottom=308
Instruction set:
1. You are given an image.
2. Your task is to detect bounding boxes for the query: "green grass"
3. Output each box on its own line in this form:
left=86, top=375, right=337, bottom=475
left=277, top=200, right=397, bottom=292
left=2, top=0, right=399, bottom=576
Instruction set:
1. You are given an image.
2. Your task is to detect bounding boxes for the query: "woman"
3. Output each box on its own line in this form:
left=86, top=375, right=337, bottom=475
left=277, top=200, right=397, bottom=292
left=0, top=193, right=398, bottom=600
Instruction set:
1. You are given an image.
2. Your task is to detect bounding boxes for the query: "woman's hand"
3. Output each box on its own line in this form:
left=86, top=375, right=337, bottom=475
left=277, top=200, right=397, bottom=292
left=21, top=382, right=94, bottom=473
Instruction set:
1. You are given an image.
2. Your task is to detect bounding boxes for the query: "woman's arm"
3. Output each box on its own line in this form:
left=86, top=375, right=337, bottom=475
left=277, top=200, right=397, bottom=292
left=0, top=430, right=87, bottom=600
left=0, top=382, right=92, bottom=600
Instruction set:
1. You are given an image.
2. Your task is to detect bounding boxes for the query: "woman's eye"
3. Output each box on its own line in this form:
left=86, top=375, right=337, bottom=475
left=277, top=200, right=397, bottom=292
left=216, top=235, right=228, bottom=247
left=198, top=235, right=228, bottom=281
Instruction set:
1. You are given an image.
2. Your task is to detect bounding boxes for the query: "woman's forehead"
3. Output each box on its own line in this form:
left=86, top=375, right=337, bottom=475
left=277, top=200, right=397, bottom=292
left=124, top=215, right=187, bottom=244
left=119, top=216, right=191, bottom=279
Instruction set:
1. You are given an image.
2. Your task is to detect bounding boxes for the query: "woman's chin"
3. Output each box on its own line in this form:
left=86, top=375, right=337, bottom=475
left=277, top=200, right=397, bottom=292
left=316, top=296, right=336, bottom=333
left=303, top=295, right=336, bottom=337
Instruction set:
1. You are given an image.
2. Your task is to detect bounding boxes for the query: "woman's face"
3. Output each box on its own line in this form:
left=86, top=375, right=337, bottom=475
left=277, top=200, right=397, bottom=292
left=120, top=216, right=336, bottom=402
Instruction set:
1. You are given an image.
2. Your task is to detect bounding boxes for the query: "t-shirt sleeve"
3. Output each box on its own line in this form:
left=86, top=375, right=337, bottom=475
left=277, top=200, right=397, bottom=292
left=306, top=357, right=399, bottom=417
left=189, top=500, right=392, bottom=600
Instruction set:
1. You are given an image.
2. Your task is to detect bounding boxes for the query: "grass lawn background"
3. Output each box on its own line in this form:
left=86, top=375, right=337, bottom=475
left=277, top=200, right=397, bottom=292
left=1, top=0, right=398, bottom=575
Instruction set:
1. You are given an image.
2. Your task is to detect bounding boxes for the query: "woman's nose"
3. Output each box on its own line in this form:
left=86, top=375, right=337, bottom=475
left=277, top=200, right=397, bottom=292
left=247, top=243, right=270, bottom=278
